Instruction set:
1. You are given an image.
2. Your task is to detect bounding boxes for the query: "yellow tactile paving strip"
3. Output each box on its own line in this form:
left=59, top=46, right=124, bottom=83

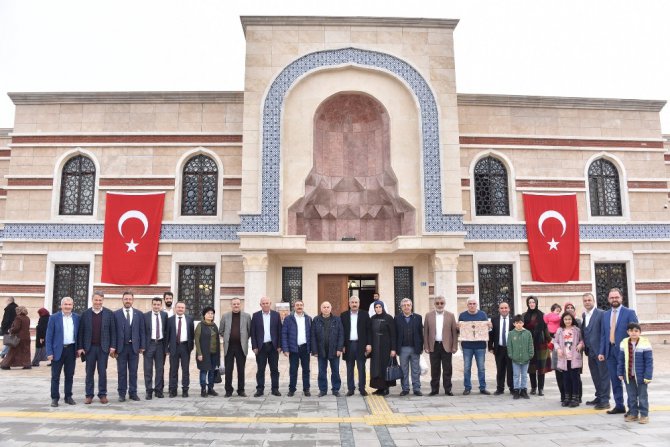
left=1, top=406, right=668, bottom=427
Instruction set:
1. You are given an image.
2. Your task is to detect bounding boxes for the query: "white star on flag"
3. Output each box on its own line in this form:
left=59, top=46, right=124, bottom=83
left=125, top=239, right=139, bottom=252
left=547, top=238, right=559, bottom=251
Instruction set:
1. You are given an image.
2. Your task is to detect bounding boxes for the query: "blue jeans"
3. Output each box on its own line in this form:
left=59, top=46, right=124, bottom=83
left=399, top=346, right=421, bottom=392
left=462, top=347, right=487, bottom=391
left=199, top=353, right=218, bottom=387
left=625, top=380, right=649, bottom=417
left=317, top=356, right=341, bottom=393
left=512, top=362, right=529, bottom=390
left=288, top=344, right=311, bottom=392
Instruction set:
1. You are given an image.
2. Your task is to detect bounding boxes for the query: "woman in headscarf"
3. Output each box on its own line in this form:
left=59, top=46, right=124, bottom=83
left=369, top=300, right=397, bottom=395
left=31, top=308, right=50, bottom=367
left=0, top=306, right=32, bottom=369
left=522, top=296, right=552, bottom=395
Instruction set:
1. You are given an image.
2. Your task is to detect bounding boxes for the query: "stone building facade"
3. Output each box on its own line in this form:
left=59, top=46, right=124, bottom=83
left=0, top=16, right=668, bottom=338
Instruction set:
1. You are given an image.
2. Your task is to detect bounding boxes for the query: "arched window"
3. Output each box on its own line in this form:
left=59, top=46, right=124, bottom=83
left=181, top=154, right=218, bottom=216
left=59, top=155, right=96, bottom=215
left=588, top=159, right=622, bottom=216
left=474, top=156, right=510, bottom=216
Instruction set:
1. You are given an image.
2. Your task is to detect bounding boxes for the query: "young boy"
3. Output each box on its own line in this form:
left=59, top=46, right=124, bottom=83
left=506, top=314, right=534, bottom=399
left=617, top=322, right=653, bottom=424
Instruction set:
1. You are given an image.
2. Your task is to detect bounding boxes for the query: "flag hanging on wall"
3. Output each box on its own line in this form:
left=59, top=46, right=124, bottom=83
left=523, top=193, right=580, bottom=283
left=101, top=192, right=165, bottom=285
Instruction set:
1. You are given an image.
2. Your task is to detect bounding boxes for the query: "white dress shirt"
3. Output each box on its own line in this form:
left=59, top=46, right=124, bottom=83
left=164, top=308, right=174, bottom=318
left=62, top=313, right=75, bottom=345
left=295, top=313, right=306, bottom=346
left=584, top=309, right=594, bottom=328
left=124, top=308, right=134, bottom=326
left=151, top=312, right=163, bottom=340
left=350, top=311, right=359, bottom=341
left=175, top=315, right=188, bottom=342
left=262, top=311, right=272, bottom=343
left=435, top=312, right=444, bottom=342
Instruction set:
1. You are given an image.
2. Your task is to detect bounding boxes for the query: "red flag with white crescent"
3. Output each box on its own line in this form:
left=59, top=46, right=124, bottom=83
left=523, top=193, right=580, bottom=283
left=101, top=192, right=165, bottom=285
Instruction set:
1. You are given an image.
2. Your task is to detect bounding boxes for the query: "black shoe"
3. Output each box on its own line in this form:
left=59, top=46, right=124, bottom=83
left=201, top=388, right=208, bottom=398
left=50, top=399, right=59, bottom=407
left=225, top=392, right=233, bottom=398
left=332, top=392, right=340, bottom=397
left=400, top=390, right=410, bottom=396
left=145, top=393, right=153, bottom=400
left=208, top=388, right=218, bottom=396
left=65, top=397, right=76, bottom=405
left=414, top=391, right=423, bottom=396
left=463, top=389, right=471, bottom=395
left=118, top=396, right=126, bottom=402
left=254, top=391, right=264, bottom=397
left=129, top=395, right=140, bottom=401
left=569, top=398, right=580, bottom=408
left=168, top=390, right=177, bottom=398
left=429, top=390, right=439, bottom=396
left=271, top=390, right=281, bottom=397
left=238, top=391, right=247, bottom=397
left=287, top=391, right=295, bottom=397
left=346, top=390, right=355, bottom=397
left=520, top=389, right=530, bottom=400
left=607, top=407, right=626, bottom=414
left=586, top=399, right=598, bottom=405
left=494, top=390, right=504, bottom=396
left=445, top=390, right=454, bottom=396
left=182, top=390, right=188, bottom=398
left=359, top=390, right=368, bottom=397
left=530, top=388, right=536, bottom=395
left=538, top=389, right=544, bottom=396
left=480, top=389, right=491, bottom=395
left=155, top=390, right=164, bottom=399
left=304, top=390, right=311, bottom=397
left=382, top=389, right=389, bottom=396
left=513, top=390, right=520, bottom=400
left=318, top=391, right=327, bottom=397
left=594, top=403, right=610, bottom=410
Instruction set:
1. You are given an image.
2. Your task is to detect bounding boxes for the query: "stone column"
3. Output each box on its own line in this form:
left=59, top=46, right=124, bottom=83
left=242, top=251, right=268, bottom=314
left=433, top=251, right=459, bottom=313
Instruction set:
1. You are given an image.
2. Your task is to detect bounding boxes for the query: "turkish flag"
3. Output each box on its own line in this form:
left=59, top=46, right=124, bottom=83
left=523, top=193, right=580, bottom=283
left=101, top=192, right=165, bottom=285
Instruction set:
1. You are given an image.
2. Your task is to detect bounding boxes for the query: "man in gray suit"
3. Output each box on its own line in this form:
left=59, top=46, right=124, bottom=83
left=582, top=292, right=611, bottom=410
left=220, top=297, right=251, bottom=397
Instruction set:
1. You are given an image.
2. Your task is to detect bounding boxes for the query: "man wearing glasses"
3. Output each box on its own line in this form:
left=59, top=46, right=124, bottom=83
left=423, top=296, right=459, bottom=396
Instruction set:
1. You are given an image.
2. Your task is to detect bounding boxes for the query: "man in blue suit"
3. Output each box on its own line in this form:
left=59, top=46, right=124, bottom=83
left=250, top=296, right=282, bottom=397
left=582, top=292, right=611, bottom=410
left=598, top=288, right=638, bottom=414
left=77, top=291, right=116, bottom=405
left=46, top=296, right=80, bottom=407
left=395, top=298, right=424, bottom=396
left=166, top=301, right=195, bottom=397
left=144, top=297, right=168, bottom=400
left=113, top=291, right=146, bottom=402
left=281, top=299, right=312, bottom=396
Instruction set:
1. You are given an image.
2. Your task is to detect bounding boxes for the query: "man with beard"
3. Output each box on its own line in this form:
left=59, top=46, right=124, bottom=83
left=113, top=291, right=146, bottom=402
left=582, top=292, right=610, bottom=410
left=163, top=292, right=175, bottom=318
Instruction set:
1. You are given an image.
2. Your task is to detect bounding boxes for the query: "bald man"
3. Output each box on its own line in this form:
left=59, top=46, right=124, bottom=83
left=250, top=297, right=282, bottom=397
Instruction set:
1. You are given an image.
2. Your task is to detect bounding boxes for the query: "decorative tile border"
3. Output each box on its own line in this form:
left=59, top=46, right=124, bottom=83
left=462, top=223, right=670, bottom=240
left=238, top=47, right=458, bottom=233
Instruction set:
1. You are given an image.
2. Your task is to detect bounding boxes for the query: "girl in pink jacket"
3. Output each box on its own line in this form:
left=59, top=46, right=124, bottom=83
left=554, top=312, right=584, bottom=408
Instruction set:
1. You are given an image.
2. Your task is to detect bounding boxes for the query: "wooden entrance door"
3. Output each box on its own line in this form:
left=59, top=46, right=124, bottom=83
left=317, top=275, right=349, bottom=316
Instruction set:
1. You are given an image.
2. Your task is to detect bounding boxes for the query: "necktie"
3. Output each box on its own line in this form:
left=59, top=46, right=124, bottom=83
left=155, top=313, right=160, bottom=340
left=609, top=309, right=617, bottom=344
left=177, top=317, right=182, bottom=342
left=125, top=309, right=130, bottom=324
left=502, top=317, right=507, bottom=347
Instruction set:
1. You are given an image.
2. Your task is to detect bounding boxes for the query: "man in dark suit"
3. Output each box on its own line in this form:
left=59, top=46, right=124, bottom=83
left=113, top=291, right=146, bottom=402
left=395, top=298, right=424, bottom=396
left=582, top=292, right=611, bottom=410
left=250, top=296, right=282, bottom=397
left=488, top=301, right=513, bottom=395
left=46, top=297, right=80, bottom=407
left=143, top=296, right=168, bottom=400
left=77, top=291, right=116, bottom=404
left=166, top=301, right=194, bottom=397
left=598, top=288, right=638, bottom=414
left=341, top=295, right=371, bottom=396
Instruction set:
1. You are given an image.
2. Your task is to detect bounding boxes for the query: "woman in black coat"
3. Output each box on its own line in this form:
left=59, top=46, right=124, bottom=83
left=31, top=308, right=50, bottom=367
left=369, top=300, right=397, bottom=395
left=195, top=306, right=221, bottom=397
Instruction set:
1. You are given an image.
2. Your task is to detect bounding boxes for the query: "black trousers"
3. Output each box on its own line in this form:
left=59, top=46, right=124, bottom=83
left=429, top=341, right=453, bottom=392
left=144, top=340, right=165, bottom=392
left=169, top=342, right=190, bottom=391
left=345, top=341, right=367, bottom=393
left=256, top=342, right=279, bottom=392
left=224, top=343, right=246, bottom=393
left=50, top=344, right=76, bottom=400
left=493, top=346, right=514, bottom=392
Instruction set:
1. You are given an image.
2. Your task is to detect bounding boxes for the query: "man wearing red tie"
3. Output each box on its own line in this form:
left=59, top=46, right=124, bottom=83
left=166, top=302, right=194, bottom=398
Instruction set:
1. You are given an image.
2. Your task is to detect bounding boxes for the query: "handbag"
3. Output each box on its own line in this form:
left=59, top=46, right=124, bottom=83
left=214, top=367, right=223, bottom=383
left=3, top=334, right=20, bottom=348
left=385, top=357, right=403, bottom=381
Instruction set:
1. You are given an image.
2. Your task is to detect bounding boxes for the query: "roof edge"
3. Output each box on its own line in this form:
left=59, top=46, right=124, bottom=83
left=8, top=91, right=244, bottom=105
left=457, top=94, right=666, bottom=112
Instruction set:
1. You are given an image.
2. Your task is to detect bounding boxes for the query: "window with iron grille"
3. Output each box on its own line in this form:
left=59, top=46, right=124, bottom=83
left=181, top=154, right=218, bottom=216
left=282, top=267, right=303, bottom=309
left=478, top=264, right=514, bottom=317
left=474, top=156, right=510, bottom=216
left=394, top=267, right=414, bottom=314
left=588, top=159, right=622, bottom=216
left=59, top=155, right=96, bottom=215
left=178, top=265, right=215, bottom=318
left=53, top=264, right=90, bottom=314
left=594, top=263, right=628, bottom=309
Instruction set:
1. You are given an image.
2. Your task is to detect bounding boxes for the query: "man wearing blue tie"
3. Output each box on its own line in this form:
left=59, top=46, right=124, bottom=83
left=598, top=288, right=638, bottom=414
left=46, top=296, right=80, bottom=407
left=114, top=291, right=146, bottom=402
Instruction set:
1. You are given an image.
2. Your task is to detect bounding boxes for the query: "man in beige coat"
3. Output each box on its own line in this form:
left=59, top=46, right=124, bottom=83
left=219, top=298, right=251, bottom=397
left=423, top=296, right=459, bottom=396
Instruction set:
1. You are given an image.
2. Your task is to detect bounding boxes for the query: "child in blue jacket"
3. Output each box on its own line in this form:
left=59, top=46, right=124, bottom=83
left=617, top=322, right=653, bottom=424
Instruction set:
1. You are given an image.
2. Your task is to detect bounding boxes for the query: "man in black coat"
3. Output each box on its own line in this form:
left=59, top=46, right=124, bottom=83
left=1, top=297, right=18, bottom=358
left=113, top=291, right=146, bottom=402
left=143, top=297, right=168, bottom=399
left=488, top=301, right=513, bottom=395
left=166, top=302, right=195, bottom=397
left=77, top=291, right=116, bottom=404
left=250, top=297, right=282, bottom=397
left=395, top=298, right=424, bottom=396
left=340, top=295, right=371, bottom=396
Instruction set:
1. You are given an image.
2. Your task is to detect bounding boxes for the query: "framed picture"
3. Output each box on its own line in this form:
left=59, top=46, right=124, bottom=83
left=458, top=321, right=490, bottom=342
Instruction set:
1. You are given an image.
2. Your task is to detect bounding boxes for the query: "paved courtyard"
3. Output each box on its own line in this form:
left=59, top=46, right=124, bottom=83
left=0, top=345, right=669, bottom=446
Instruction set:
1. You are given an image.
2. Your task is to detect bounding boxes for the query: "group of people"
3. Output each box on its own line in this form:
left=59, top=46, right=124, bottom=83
left=1, top=297, right=51, bottom=369
left=0, top=288, right=654, bottom=424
